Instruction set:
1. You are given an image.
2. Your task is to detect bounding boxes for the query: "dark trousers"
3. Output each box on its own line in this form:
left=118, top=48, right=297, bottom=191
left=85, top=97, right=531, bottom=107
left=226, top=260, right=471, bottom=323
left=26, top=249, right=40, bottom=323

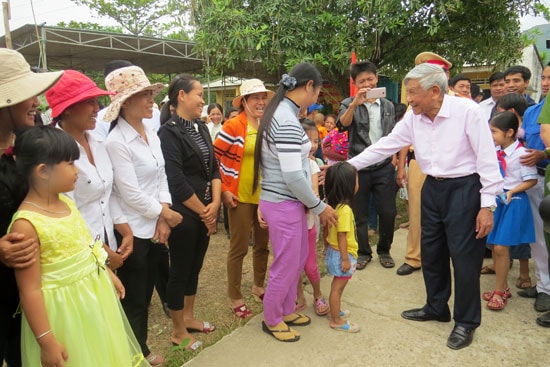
left=354, top=162, right=397, bottom=257
left=0, top=266, right=21, bottom=367
left=116, top=235, right=159, bottom=357
left=166, top=215, right=209, bottom=310
left=145, top=243, right=169, bottom=305
left=421, top=174, right=485, bottom=329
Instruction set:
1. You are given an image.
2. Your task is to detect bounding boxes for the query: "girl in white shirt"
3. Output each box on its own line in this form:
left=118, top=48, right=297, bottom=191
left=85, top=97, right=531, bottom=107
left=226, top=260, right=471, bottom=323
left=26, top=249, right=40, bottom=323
left=104, top=65, right=183, bottom=366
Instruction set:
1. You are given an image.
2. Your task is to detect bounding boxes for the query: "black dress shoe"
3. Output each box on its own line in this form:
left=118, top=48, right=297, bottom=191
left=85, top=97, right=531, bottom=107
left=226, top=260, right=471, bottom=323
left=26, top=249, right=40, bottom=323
left=401, top=308, right=451, bottom=322
left=396, top=263, right=421, bottom=276
left=536, top=311, right=550, bottom=327
left=517, top=287, right=538, bottom=298
left=447, top=326, right=475, bottom=350
left=535, top=292, right=550, bottom=312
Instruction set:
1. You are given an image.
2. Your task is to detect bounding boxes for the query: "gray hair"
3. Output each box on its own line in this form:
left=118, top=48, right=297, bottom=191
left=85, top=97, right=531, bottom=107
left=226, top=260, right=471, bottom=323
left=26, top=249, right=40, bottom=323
left=404, top=63, right=448, bottom=96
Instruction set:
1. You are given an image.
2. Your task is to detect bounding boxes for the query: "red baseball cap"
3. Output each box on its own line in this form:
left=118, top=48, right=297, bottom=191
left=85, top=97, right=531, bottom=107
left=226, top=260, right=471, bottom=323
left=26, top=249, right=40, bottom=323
left=46, top=70, right=113, bottom=118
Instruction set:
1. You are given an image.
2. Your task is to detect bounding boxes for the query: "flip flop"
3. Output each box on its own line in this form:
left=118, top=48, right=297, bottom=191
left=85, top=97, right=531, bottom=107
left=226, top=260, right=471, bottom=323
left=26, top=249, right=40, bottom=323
left=232, top=304, right=253, bottom=318
left=480, top=265, right=496, bottom=275
left=331, top=320, right=360, bottom=333
left=283, top=313, right=311, bottom=326
left=261, top=321, right=300, bottom=342
left=187, top=321, right=216, bottom=333
left=314, top=297, right=330, bottom=316
left=146, top=353, right=166, bottom=366
left=379, top=253, right=395, bottom=268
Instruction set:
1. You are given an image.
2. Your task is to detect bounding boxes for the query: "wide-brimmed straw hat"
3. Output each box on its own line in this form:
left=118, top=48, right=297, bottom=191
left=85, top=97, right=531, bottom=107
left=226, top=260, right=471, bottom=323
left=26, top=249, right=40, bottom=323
left=103, top=65, right=164, bottom=121
left=45, top=70, right=113, bottom=118
left=0, top=48, right=63, bottom=109
left=232, top=79, right=274, bottom=108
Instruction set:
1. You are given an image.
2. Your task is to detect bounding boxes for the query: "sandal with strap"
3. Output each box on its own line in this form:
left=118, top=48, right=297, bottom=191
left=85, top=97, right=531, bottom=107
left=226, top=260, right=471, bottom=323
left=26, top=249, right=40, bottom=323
left=187, top=321, right=216, bottom=333
left=516, top=276, right=532, bottom=289
left=487, top=290, right=508, bottom=311
left=146, top=353, right=166, bottom=366
left=482, top=287, right=512, bottom=301
left=232, top=304, right=253, bottom=319
left=330, top=320, right=361, bottom=333
left=261, top=321, right=300, bottom=342
left=314, top=297, right=330, bottom=316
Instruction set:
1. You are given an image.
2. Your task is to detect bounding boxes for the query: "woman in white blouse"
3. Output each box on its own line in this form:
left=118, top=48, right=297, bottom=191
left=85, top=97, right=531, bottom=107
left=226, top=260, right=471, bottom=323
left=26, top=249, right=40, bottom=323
left=103, top=66, right=183, bottom=366
left=45, top=70, right=133, bottom=269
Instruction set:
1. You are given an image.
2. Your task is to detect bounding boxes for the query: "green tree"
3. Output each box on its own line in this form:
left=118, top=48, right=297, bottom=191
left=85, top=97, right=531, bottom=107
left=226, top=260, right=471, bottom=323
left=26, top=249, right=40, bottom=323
left=70, top=0, right=191, bottom=38
left=193, top=0, right=548, bottom=94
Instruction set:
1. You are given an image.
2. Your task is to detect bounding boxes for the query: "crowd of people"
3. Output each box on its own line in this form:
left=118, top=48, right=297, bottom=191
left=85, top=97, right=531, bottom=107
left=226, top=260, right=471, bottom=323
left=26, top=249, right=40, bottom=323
left=1, top=45, right=550, bottom=367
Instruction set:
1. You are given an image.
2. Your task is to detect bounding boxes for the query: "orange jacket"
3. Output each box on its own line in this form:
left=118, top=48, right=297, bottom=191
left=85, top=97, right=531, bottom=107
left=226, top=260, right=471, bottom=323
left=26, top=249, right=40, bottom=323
left=213, top=112, right=248, bottom=196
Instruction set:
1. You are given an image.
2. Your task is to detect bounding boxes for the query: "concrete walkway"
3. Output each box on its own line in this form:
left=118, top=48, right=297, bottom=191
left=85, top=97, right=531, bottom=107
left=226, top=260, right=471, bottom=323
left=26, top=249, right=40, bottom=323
left=184, top=229, right=549, bottom=367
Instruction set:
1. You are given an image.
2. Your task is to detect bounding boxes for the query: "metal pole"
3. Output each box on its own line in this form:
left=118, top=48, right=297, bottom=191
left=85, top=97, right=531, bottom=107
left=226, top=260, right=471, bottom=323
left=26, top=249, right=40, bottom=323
left=2, top=1, right=12, bottom=49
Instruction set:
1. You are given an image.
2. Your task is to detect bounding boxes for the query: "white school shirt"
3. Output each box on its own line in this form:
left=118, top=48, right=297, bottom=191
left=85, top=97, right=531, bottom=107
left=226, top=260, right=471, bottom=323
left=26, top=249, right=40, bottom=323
left=106, top=117, right=172, bottom=239
left=499, top=140, right=538, bottom=190
left=64, top=130, right=126, bottom=250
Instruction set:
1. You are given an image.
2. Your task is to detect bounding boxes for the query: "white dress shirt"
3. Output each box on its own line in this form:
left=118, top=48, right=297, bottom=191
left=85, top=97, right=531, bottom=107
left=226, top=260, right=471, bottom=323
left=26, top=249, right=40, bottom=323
left=63, top=130, right=126, bottom=250
left=93, top=107, right=161, bottom=138
left=348, top=95, right=504, bottom=207
left=478, top=97, right=496, bottom=124
left=106, top=117, right=172, bottom=239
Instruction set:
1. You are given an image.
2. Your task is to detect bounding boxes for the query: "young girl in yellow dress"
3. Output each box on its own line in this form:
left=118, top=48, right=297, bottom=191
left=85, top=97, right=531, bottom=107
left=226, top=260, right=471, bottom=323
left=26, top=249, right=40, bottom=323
left=9, top=126, right=148, bottom=367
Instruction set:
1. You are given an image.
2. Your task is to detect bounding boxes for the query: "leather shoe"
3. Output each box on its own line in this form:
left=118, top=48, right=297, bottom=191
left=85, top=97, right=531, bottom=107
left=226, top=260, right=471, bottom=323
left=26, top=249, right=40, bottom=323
left=535, top=292, right=550, bottom=312
left=401, top=308, right=451, bottom=322
left=447, top=326, right=475, bottom=350
left=396, top=263, right=421, bottom=276
left=536, top=311, right=550, bottom=327
left=517, top=287, right=538, bottom=298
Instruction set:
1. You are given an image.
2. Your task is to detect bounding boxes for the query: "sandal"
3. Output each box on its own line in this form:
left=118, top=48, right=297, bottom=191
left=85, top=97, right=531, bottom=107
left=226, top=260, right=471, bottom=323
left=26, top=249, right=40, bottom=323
left=356, top=255, right=371, bottom=270
left=252, top=293, right=265, bottom=303
left=171, top=336, right=203, bottom=352
left=516, top=276, right=532, bottom=289
left=282, top=313, right=311, bottom=326
left=261, top=321, right=300, bottom=342
left=480, top=265, right=496, bottom=275
left=487, top=290, right=508, bottom=311
left=146, top=353, right=166, bottom=366
left=327, top=309, right=351, bottom=320
left=314, top=297, right=330, bottom=316
left=187, top=321, right=216, bottom=333
left=482, top=287, right=512, bottom=301
left=330, top=320, right=361, bottom=333
left=379, top=253, right=395, bottom=268
left=232, top=304, right=253, bottom=318
left=295, top=302, right=307, bottom=313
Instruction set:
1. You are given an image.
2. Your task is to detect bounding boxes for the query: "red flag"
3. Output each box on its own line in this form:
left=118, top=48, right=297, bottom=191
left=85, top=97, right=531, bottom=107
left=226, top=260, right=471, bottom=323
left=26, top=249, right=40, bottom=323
left=350, top=51, right=358, bottom=97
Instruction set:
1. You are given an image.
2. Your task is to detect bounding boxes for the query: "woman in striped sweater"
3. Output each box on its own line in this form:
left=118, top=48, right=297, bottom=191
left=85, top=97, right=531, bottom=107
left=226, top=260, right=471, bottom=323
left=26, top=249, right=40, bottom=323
left=213, top=79, right=273, bottom=318
left=254, top=63, right=338, bottom=342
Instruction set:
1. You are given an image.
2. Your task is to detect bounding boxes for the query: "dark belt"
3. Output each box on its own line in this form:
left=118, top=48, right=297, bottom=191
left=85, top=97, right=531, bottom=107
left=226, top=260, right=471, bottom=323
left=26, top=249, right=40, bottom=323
left=427, top=173, right=476, bottom=181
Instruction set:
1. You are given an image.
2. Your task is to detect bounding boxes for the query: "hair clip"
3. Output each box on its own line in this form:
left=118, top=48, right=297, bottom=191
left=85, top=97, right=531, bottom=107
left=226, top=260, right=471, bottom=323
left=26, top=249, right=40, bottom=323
left=280, top=74, right=297, bottom=90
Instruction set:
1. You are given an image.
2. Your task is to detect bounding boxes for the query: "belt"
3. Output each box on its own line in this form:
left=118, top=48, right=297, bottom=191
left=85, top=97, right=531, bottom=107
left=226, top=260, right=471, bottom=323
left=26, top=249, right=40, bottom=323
left=427, top=173, right=476, bottom=181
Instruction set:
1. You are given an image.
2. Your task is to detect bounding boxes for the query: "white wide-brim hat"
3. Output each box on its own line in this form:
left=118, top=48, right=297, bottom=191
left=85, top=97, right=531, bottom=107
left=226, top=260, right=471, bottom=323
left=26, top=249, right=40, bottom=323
left=0, top=48, right=63, bottom=109
left=103, top=65, right=165, bottom=122
left=232, top=78, right=274, bottom=108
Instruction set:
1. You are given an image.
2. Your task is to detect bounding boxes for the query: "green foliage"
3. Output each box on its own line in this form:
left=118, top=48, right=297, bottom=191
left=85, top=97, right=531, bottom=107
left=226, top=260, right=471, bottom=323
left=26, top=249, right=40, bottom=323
left=56, top=21, right=124, bottom=33
left=69, top=0, right=191, bottom=38
left=193, top=0, right=548, bottom=94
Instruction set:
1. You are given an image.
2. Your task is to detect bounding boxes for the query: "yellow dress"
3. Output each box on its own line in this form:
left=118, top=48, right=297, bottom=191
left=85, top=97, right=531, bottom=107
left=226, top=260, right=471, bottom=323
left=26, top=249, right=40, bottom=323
left=9, top=195, right=148, bottom=367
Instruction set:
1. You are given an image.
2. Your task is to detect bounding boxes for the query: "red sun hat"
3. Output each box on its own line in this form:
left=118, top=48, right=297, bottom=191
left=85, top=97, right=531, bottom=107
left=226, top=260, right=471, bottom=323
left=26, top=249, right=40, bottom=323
left=46, top=70, right=113, bottom=118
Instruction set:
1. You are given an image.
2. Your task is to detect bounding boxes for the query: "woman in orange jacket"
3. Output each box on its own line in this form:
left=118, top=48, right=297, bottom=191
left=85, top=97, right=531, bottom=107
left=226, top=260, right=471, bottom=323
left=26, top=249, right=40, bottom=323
left=213, top=79, right=273, bottom=318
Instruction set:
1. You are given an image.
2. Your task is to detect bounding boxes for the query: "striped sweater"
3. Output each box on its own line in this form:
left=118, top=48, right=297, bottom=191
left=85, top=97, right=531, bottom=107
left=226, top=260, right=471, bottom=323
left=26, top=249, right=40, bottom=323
left=213, top=112, right=247, bottom=196
left=260, top=98, right=326, bottom=215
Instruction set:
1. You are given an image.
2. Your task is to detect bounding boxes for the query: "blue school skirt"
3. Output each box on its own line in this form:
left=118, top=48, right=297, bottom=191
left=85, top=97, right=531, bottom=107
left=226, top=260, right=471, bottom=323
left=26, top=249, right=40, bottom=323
left=487, top=191, right=535, bottom=246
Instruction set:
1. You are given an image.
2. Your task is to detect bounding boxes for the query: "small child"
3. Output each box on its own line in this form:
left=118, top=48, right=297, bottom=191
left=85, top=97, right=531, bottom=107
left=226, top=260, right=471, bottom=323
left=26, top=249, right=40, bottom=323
left=295, top=120, right=330, bottom=316
left=9, top=126, right=148, bottom=366
left=484, top=111, right=537, bottom=310
left=324, top=162, right=360, bottom=332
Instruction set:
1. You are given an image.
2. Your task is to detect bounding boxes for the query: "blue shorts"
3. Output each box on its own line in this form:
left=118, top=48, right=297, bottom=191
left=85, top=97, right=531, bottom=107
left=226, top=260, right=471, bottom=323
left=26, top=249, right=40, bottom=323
left=325, top=247, right=356, bottom=278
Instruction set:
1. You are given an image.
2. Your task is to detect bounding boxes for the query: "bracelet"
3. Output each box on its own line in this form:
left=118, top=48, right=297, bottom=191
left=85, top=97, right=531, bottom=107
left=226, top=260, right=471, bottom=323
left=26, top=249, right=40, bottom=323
left=35, top=330, right=52, bottom=340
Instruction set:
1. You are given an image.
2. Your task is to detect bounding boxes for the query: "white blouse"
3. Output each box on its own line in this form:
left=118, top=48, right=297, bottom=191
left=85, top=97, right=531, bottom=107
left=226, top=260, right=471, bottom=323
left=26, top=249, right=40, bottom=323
left=64, top=130, right=126, bottom=251
left=106, top=117, right=172, bottom=239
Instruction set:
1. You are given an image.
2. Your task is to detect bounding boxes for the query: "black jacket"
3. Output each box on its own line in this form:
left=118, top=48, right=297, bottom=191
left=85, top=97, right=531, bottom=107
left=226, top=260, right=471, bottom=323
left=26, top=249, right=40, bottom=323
left=158, top=118, right=220, bottom=220
left=336, top=97, right=396, bottom=166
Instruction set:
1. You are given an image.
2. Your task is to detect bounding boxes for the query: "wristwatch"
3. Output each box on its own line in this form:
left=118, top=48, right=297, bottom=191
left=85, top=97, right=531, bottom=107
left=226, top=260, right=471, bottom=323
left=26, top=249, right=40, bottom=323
left=482, top=205, right=496, bottom=213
